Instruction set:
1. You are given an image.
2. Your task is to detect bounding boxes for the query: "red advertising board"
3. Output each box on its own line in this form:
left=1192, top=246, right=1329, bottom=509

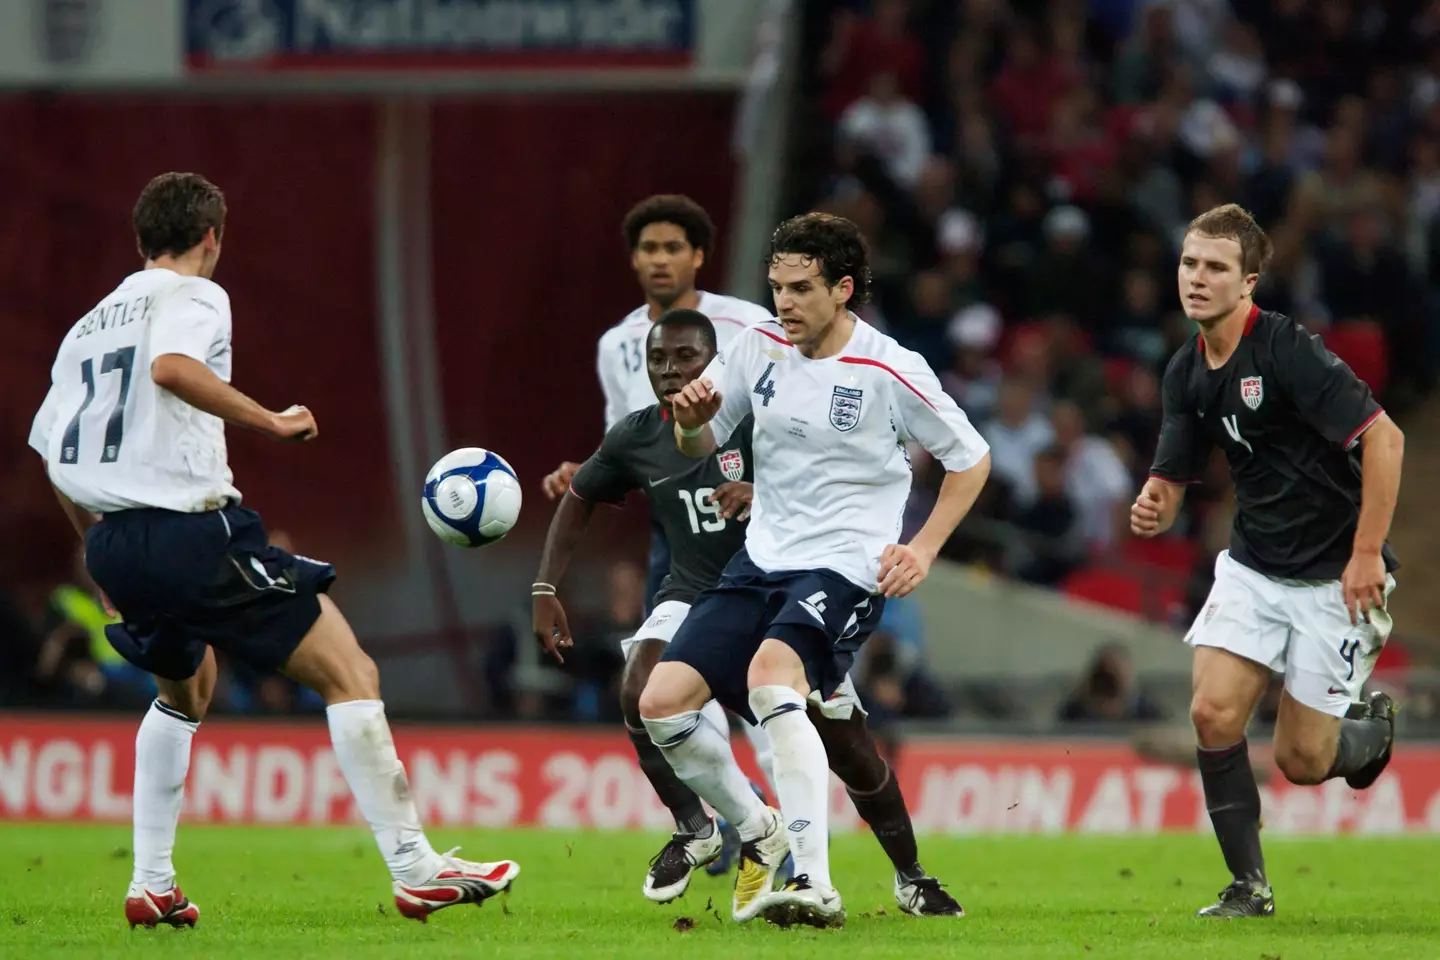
left=1, top=716, right=1434, bottom=834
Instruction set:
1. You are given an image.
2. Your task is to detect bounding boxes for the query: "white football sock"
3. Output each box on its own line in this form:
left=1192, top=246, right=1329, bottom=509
left=132, top=700, right=198, bottom=891
left=701, top=699, right=730, bottom=741
left=751, top=684, right=832, bottom=888
left=326, top=699, right=440, bottom=885
left=740, top=717, right=777, bottom=797
left=644, top=709, right=771, bottom=840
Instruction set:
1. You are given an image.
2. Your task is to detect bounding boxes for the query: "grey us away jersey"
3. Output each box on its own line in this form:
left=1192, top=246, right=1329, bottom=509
left=571, top=406, right=754, bottom=604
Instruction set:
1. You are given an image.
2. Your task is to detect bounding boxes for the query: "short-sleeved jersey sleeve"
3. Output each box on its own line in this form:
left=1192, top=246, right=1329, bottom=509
left=701, top=328, right=758, bottom=447
left=887, top=348, right=989, bottom=472
left=1150, top=351, right=1207, bottom=483
left=569, top=421, right=638, bottom=504
left=150, top=280, right=230, bottom=367
left=1271, top=321, right=1383, bottom=449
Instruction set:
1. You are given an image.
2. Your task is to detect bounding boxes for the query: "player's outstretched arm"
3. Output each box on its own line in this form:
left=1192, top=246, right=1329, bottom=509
left=879, top=454, right=991, bottom=597
left=541, top=461, right=583, bottom=500
left=151, top=354, right=316, bottom=441
left=671, top=378, right=722, bottom=457
left=1130, top=476, right=1187, bottom=538
left=48, top=483, right=98, bottom=541
left=46, top=483, right=116, bottom=615
left=531, top=491, right=598, bottom=663
left=1343, top=413, right=1404, bottom=623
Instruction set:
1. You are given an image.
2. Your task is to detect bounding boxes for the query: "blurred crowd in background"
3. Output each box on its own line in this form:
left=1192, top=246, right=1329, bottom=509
left=789, top=0, right=1440, bottom=636
left=7, top=0, right=1436, bottom=732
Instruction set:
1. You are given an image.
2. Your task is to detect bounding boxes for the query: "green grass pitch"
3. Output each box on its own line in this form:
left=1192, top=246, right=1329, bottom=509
left=2, top=824, right=1437, bottom=959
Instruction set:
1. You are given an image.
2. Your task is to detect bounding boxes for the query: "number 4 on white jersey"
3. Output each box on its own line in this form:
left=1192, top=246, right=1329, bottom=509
left=799, top=590, right=827, bottom=625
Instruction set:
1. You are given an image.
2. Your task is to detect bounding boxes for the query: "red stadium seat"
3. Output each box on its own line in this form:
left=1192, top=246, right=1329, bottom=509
left=1063, top=565, right=1188, bottom=622
left=1063, top=567, right=1145, bottom=614
left=1322, top=322, right=1389, bottom=397
left=1103, top=356, right=1135, bottom=396
left=1120, top=536, right=1200, bottom=574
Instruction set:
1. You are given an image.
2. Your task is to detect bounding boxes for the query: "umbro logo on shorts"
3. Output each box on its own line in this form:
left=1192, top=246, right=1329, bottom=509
left=788, top=819, right=810, bottom=832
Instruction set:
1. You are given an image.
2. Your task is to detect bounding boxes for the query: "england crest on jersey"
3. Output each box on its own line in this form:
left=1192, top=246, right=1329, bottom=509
left=717, top=449, right=745, bottom=482
left=1240, top=376, right=1263, bottom=411
left=830, top=386, right=863, bottom=432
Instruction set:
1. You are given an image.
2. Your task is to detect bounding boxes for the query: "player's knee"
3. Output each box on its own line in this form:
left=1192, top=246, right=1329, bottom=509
left=159, top=687, right=210, bottom=723
left=1273, top=738, right=1332, bottom=785
left=318, top=649, right=381, bottom=704
left=637, top=661, right=708, bottom=720
left=1189, top=693, right=1248, bottom=746
left=637, top=678, right=680, bottom=721
left=747, top=639, right=806, bottom=692
left=621, top=642, right=664, bottom=726
left=158, top=655, right=215, bottom=722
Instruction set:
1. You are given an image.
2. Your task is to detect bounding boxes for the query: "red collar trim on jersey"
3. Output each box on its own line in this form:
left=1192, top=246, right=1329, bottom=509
left=757, top=327, right=792, bottom=347
left=660, top=406, right=670, bottom=421
left=1196, top=303, right=1260, bottom=354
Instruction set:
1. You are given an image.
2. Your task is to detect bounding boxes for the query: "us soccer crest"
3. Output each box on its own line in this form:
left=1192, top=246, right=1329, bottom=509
left=1240, top=376, right=1263, bottom=411
left=717, top=449, right=745, bottom=482
left=830, top=386, right=864, bottom=432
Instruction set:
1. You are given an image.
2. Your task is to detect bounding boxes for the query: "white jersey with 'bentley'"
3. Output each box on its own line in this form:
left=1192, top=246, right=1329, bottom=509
left=29, top=268, right=240, bottom=515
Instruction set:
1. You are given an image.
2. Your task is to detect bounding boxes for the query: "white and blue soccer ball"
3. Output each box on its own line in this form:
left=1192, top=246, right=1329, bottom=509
left=421, top=447, right=523, bottom=548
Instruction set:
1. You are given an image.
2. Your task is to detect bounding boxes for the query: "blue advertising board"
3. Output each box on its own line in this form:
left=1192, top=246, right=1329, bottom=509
left=186, top=0, right=696, bottom=71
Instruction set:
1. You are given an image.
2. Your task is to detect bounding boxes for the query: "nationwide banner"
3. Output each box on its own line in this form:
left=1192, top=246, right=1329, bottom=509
left=2, top=716, right=1436, bottom=834
left=185, top=0, right=698, bottom=71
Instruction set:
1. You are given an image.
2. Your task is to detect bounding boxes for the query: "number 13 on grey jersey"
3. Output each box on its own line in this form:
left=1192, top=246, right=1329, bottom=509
left=29, top=268, right=242, bottom=515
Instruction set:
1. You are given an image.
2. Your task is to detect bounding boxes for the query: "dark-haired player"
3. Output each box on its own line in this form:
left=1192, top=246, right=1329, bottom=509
left=532, top=309, right=964, bottom=918
left=540, top=194, right=776, bottom=871
left=1133, top=203, right=1404, bottom=918
left=28, top=173, right=517, bottom=928
left=641, top=214, right=993, bottom=928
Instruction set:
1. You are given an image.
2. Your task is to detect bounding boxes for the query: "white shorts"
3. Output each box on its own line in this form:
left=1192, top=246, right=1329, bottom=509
left=621, top=600, right=692, bottom=660
left=623, top=599, right=866, bottom=721
left=1186, top=550, right=1396, bottom=717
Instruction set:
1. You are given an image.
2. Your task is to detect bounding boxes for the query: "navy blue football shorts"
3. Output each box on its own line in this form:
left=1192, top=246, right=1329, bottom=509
left=84, top=504, right=335, bottom=681
left=660, top=547, right=884, bottom=724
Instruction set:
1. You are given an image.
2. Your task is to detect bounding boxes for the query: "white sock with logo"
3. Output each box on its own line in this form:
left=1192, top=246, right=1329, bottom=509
left=750, top=684, right=832, bottom=889
left=643, top=709, right=771, bottom=839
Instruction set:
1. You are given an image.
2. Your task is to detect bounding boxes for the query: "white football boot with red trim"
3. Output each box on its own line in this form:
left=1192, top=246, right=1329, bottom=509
left=125, top=882, right=200, bottom=928
left=393, top=847, right=520, bottom=921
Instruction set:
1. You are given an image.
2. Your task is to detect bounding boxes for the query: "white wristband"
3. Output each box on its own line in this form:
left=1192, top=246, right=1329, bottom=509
left=532, top=582, right=557, bottom=597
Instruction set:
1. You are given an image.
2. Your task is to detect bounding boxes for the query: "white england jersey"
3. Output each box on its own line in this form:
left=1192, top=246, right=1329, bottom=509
left=705, top=317, right=989, bottom=591
left=596, top=291, right=773, bottom=430
left=28, top=268, right=240, bottom=515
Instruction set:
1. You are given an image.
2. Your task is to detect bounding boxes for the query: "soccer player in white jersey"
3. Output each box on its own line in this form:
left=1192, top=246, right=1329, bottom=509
left=27, top=173, right=517, bottom=928
left=538, top=195, right=778, bottom=873
left=639, top=213, right=992, bottom=928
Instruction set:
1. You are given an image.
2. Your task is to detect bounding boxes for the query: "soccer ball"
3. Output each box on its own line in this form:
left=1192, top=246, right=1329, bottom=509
left=421, top=448, right=523, bottom=548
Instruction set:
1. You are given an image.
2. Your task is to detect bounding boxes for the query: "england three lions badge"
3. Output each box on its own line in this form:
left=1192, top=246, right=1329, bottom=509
left=1240, top=376, right=1263, bottom=410
left=717, top=449, right=745, bottom=482
left=830, top=386, right=863, bottom=432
